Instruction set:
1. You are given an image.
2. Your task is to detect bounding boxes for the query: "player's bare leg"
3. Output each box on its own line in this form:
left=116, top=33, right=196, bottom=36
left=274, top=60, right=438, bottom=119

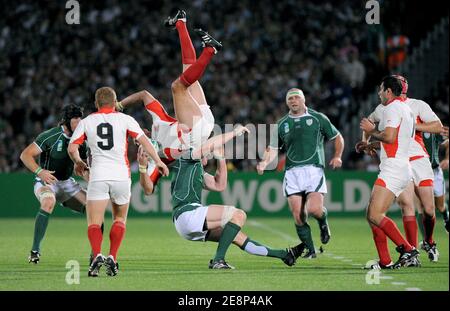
left=168, top=9, right=209, bottom=107
left=86, top=199, right=108, bottom=277
left=397, top=182, right=418, bottom=248
left=306, top=192, right=331, bottom=245
left=171, top=29, right=221, bottom=129
left=367, top=185, right=418, bottom=268
left=29, top=187, right=56, bottom=263
left=287, top=195, right=315, bottom=258
left=415, top=185, right=439, bottom=261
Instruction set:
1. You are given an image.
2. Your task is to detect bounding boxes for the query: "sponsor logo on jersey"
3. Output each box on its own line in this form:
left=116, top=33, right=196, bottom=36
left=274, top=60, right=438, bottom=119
left=57, top=140, right=63, bottom=152
left=284, top=123, right=289, bottom=133
left=306, top=119, right=313, bottom=126
left=424, top=133, right=431, bottom=139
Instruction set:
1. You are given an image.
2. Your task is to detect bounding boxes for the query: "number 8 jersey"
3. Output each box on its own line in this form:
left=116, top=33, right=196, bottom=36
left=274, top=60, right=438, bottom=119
left=70, top=107, right=144, bottom=181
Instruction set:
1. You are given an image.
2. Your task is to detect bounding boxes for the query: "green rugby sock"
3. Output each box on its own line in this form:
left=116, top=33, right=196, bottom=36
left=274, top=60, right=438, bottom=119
left=31, top=209, right=51, bottom=252
left=441, top=206, right=449, bottom=222
left=317, top=207, right=328, bottom=228
left=214, top=222, right=241, bottom=261
left=295, top=223, right=315, bottom=252
left=240, top=238, right=288, bottom=259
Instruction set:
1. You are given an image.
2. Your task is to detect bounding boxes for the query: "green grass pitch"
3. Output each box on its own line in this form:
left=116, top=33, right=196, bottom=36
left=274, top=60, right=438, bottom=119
left=0, top=217, right=448, bottom=291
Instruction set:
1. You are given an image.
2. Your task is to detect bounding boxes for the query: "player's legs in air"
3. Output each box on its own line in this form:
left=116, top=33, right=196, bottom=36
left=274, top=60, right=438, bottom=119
left=173, top=204, right=302, bottom=269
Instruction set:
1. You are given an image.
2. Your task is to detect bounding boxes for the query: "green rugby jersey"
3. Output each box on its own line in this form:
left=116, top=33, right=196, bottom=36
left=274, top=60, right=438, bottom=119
left=423, top=132, right=444, bottom=169
left=171, top=155, right=204, bottom=210
left=34, top=126, right=87, bottom=180
left=269, top=108, right=340, bottom=170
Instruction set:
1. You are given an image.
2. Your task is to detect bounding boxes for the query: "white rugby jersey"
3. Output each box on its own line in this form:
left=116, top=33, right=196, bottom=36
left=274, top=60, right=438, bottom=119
left=368, top=98, right=438, bottom=160
left=377, top=98, right=415, bottom=162
left=70, top=106, right=144, bottom=181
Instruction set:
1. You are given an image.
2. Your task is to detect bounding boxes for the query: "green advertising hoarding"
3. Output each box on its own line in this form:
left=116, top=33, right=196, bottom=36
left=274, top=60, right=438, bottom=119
left=0, top=171, right=448, bottom=217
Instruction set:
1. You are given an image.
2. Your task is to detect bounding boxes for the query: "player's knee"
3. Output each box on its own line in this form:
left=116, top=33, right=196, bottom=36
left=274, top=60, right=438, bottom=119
left=41, top=197, right=56, bottom=213
left=231, top=208, right=246, bottom=226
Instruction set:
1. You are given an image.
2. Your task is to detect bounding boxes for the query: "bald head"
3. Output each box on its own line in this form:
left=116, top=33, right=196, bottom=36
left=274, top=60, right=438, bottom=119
left=285, top=88, right=306, bottom=115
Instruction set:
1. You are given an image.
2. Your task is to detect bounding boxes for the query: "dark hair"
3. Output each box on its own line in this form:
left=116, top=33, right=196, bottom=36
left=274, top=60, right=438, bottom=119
left=59, top=104, right=84, bottom=131
left=381, top=76, right=403, bottom=96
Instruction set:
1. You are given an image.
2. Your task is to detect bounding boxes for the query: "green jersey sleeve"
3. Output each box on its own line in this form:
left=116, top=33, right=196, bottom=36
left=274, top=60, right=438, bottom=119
left=318, top=113, right=340, bottom=141
left=34, top=129, right=54, bottom=152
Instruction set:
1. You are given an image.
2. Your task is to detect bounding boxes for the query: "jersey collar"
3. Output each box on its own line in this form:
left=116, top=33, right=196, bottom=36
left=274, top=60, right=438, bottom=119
left=97, top=106, right=117, bottom=114
left=60, top=126, right=70, bottom=139
left=288, top=108, right=310, bottom=118
left=385, top=96, right=406, bottom=105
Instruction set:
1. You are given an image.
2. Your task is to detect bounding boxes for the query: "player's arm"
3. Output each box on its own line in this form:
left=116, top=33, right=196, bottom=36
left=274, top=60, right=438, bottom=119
left=329, top=134, right=344, bottom=169
left=415, top=120, right=444, bottom=134
left=360, top=118, right=398, bottom=144
left=191, top=125, right=250, bottom=160
left=203, top=157, right=228, bottom=192
left=20, top=143, right=58, bottom=185
left=68, top=120, right=89, bottom=174
left=137, top=145, right=154, bottom=195
left=136, top=135, right=169, bottom=177
left=257, top=123, right=281, bottom=175
left=118, top=90, right=156, bottom=110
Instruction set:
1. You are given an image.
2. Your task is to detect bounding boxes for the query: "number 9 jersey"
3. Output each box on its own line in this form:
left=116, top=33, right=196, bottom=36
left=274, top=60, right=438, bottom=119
left=70, top=107, right=144, bottom=181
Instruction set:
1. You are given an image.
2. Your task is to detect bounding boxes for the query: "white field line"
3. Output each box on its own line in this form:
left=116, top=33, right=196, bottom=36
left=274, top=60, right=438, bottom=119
left=247, top=220, right=422, bottom=291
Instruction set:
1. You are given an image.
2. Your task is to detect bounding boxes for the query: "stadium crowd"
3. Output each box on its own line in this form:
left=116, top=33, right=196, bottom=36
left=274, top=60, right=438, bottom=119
left=0, top=0, right=447, bottom=172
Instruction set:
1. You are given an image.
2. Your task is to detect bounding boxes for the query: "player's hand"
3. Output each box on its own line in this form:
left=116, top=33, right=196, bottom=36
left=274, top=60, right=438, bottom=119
left=329, top=157, right=342, bottom=169
left=440, top=159, right=449, bottom=170
left=355, top=141, right=368, bottom=153
left=138, top=145, right=149, bottom=166
left=366, top=142, right=379, bottom=158
left=38, top=169, right=58, bottom=185
left=360, top=118, right=375, bottom=134
left=441, top=126, right=449, bottom=138
left=74, top=161, right=89, bottom=177
left=256, top=161, right=267, bottom=175
left=234, top=125, right=250, bottom=137
left=156, top=161, right=169, bottom=177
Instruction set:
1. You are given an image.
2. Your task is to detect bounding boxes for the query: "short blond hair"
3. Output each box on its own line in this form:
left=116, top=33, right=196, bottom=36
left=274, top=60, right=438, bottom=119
left=95, top=87, right=117, bottom=108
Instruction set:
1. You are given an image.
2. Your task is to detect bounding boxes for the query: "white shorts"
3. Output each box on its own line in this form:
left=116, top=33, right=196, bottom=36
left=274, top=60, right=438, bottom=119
left=186, top=105, right=215, bottom=150
left=152, top=105, right=214, bottom=151
left=433, top=167, right=446, bottom=197
left=410, top=157, right=434, bottom=187
left=173, top=203, right=209, bottom=241
left=34, top=177, right=83, bottom=203
left=377, top=159, right=413, bottom=197
left=87, top=180, right=131, bottom=205
left=283, top=165, right=327, bottom=197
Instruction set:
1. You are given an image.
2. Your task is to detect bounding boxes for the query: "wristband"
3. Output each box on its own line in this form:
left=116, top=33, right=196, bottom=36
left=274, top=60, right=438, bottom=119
left=34, top=167, right=43, bottom=175
left=139, top=165, right=147, bottom=174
